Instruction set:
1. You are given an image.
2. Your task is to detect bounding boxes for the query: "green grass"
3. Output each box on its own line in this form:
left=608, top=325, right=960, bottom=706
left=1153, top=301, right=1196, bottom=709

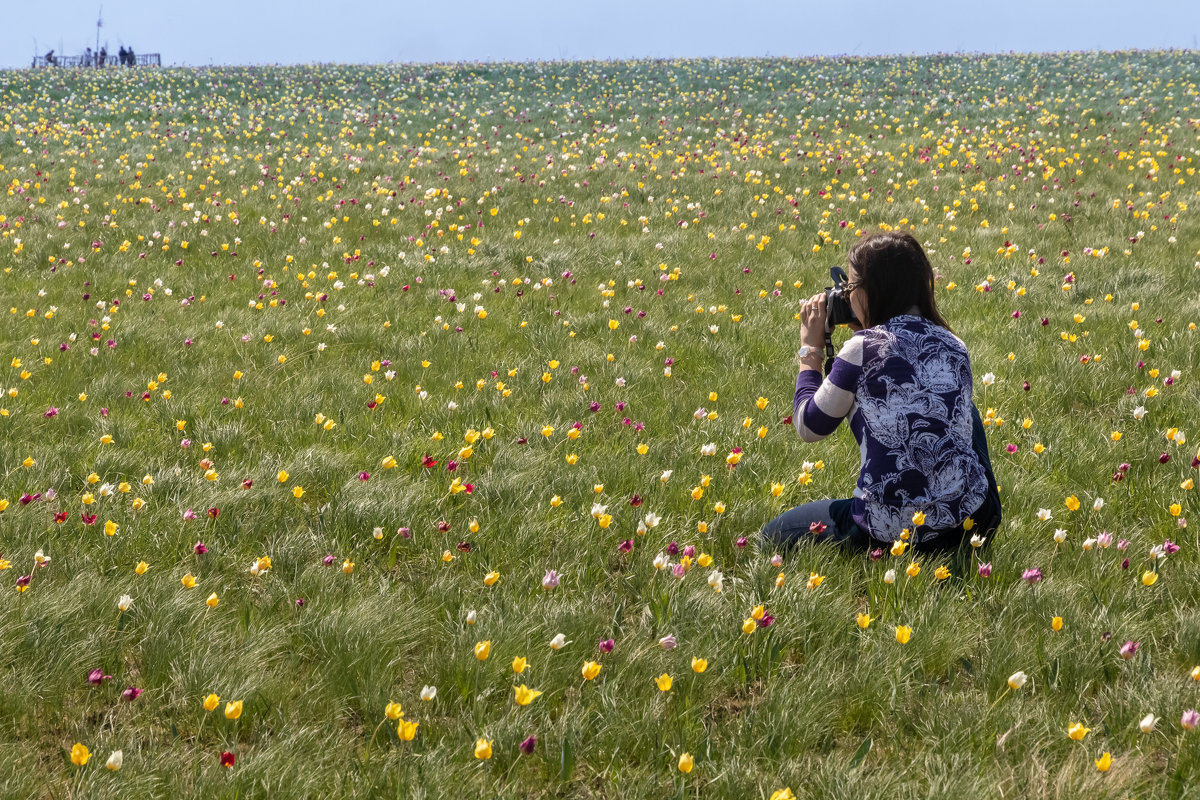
left=0, top=53, right=1199, bottom=799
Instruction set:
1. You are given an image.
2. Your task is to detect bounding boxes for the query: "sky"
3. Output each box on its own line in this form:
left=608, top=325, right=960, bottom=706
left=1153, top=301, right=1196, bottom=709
left=4, top=0, right=1200, bottom=69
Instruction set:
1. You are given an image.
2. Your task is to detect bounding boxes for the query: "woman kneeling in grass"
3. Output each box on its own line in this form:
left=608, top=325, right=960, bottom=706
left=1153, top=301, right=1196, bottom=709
left=762, top=230, right=1001, bottom=551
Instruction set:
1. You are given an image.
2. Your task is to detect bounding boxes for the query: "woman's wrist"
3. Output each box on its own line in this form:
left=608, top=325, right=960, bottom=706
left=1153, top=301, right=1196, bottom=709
left=797, top=346, right=823, bottom=371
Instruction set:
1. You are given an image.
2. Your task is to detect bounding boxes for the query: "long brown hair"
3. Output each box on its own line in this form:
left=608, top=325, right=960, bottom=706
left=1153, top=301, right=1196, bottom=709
left=847, top=230, right=951, bottom=331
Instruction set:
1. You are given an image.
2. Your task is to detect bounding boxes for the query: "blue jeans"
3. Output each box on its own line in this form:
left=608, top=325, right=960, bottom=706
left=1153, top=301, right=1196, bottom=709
left=760, top=497, right=874, bottom=549
left=761, top=404, right=1001, bottom=552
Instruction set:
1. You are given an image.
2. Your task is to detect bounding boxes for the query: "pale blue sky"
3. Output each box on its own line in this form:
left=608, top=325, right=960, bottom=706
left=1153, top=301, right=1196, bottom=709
left=5, top=0, right=1200, bottom=68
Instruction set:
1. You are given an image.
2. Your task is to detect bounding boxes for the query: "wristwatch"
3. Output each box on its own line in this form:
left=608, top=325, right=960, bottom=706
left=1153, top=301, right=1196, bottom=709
left=797, top=345, right=812, bottom=358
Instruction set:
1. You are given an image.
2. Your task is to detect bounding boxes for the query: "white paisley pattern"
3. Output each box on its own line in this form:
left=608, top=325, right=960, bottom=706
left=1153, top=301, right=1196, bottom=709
left=854, top=316, right=988, bottom=540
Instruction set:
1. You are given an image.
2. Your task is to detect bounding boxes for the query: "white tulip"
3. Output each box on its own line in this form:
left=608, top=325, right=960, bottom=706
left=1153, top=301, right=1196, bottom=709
left=707, top=570, right=724, bottom=592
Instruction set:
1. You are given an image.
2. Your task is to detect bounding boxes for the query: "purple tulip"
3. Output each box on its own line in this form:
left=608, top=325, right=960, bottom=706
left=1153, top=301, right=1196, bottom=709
left=122, top=686, right=143, bottom=701
left=1119, top=641, right=1139, bottom=659
left=87, top=668, right=111, bottom=686
left=1022, top=568, right=1043, bottom=584
left=1183, top=709, right=1200, bottom=731
left=598, top=638, right=614, bottom=654
left=519, top=735, right=538, bottom=754
left=978, top=562, right=992, bottom=577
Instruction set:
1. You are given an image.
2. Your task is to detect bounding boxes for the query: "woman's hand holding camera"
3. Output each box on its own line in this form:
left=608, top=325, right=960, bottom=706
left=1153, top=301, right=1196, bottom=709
left=798, top=292, right=827, bottom=370
left=800, top=292, right=828, bottom=348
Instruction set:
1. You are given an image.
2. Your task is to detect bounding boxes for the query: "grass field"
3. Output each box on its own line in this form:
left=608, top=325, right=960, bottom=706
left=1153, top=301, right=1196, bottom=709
left=1, top=52, right=1199, bottom=799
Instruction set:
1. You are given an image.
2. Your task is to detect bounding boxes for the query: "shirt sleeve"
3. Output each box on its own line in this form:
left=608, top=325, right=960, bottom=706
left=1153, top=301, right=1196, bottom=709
left=793, top=334, right=864, bottom=442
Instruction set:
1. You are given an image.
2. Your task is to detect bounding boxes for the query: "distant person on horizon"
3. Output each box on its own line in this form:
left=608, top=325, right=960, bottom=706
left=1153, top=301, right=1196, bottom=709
left=126, top=46, right=136, bottom=67
left=99, top=47, right=107, bottom=67
left=45, top=50, right=56, bottom=66
left=84, top=47, right=93, bottom=67
left=118, top=47, right=127, bottom=66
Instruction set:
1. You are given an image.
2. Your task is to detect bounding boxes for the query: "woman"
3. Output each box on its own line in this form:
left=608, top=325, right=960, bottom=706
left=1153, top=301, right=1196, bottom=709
left=762, top=230, right=1001, bottom=550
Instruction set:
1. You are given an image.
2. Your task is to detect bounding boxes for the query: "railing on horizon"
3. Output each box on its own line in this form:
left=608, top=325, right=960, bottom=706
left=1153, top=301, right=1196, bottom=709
left=31, top=53, right=162, bottom=68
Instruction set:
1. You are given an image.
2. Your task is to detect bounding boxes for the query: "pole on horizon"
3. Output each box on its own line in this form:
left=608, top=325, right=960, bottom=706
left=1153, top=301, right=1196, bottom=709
left=96, top=6, right=104, bottom=65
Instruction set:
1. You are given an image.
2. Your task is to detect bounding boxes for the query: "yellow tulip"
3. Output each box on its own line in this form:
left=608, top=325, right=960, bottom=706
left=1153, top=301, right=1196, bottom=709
left=655, top=673, right=673, bottom=692
left=514, top=684, right=543, bottom=706
left=582, top=660, right=602, bottom=680
left=512, top=656, right=528, bottom=674
left=678, top=752, right=694, bottom=773
left=474, top=738, right=493, bottom=759
left=1068, top=722, right=1090, bottom=740
left=70, top=743, right=91, bottom=766
left=385, top=702, right=403, bottom=720
left=1094, top=751, right=1111, bottom=772
left=206, top=593, right=219, bottom=608
left=181, top=573, right=196, bottom=589
left=742, top=618, right=757, bottom=634
left=203, top=693, right=220, bottom=711
left=856, top=613, right=872, bottom=629
left=895, top=625, right=913, bottom=644
left=1052, top=616, right=1064, bottom=631
left=474, top=641, right=491, bottom=661
left=398, top=720, right=419, bottom=741
left=691, top=657, right=708, bottom=673
left=484, top=570, right=500, bottom=586
left=224, top=700, right=243, bottom=720
left=1142, top=571, right=1158, bottom=586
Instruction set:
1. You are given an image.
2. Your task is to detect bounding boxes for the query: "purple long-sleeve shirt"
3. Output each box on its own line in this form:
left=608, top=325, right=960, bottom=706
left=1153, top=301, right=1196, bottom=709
left=792, top=314, right=989, bottom=542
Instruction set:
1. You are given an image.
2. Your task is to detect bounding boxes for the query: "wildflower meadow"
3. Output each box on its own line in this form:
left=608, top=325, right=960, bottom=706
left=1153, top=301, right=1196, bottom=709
left=1, top=52, right=1199, bottom=799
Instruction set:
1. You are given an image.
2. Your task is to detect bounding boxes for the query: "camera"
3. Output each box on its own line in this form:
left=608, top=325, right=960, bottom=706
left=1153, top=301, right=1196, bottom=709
left=824, top=266, right=858, bottom=332
left=818, top=266, right=859, bottom=375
